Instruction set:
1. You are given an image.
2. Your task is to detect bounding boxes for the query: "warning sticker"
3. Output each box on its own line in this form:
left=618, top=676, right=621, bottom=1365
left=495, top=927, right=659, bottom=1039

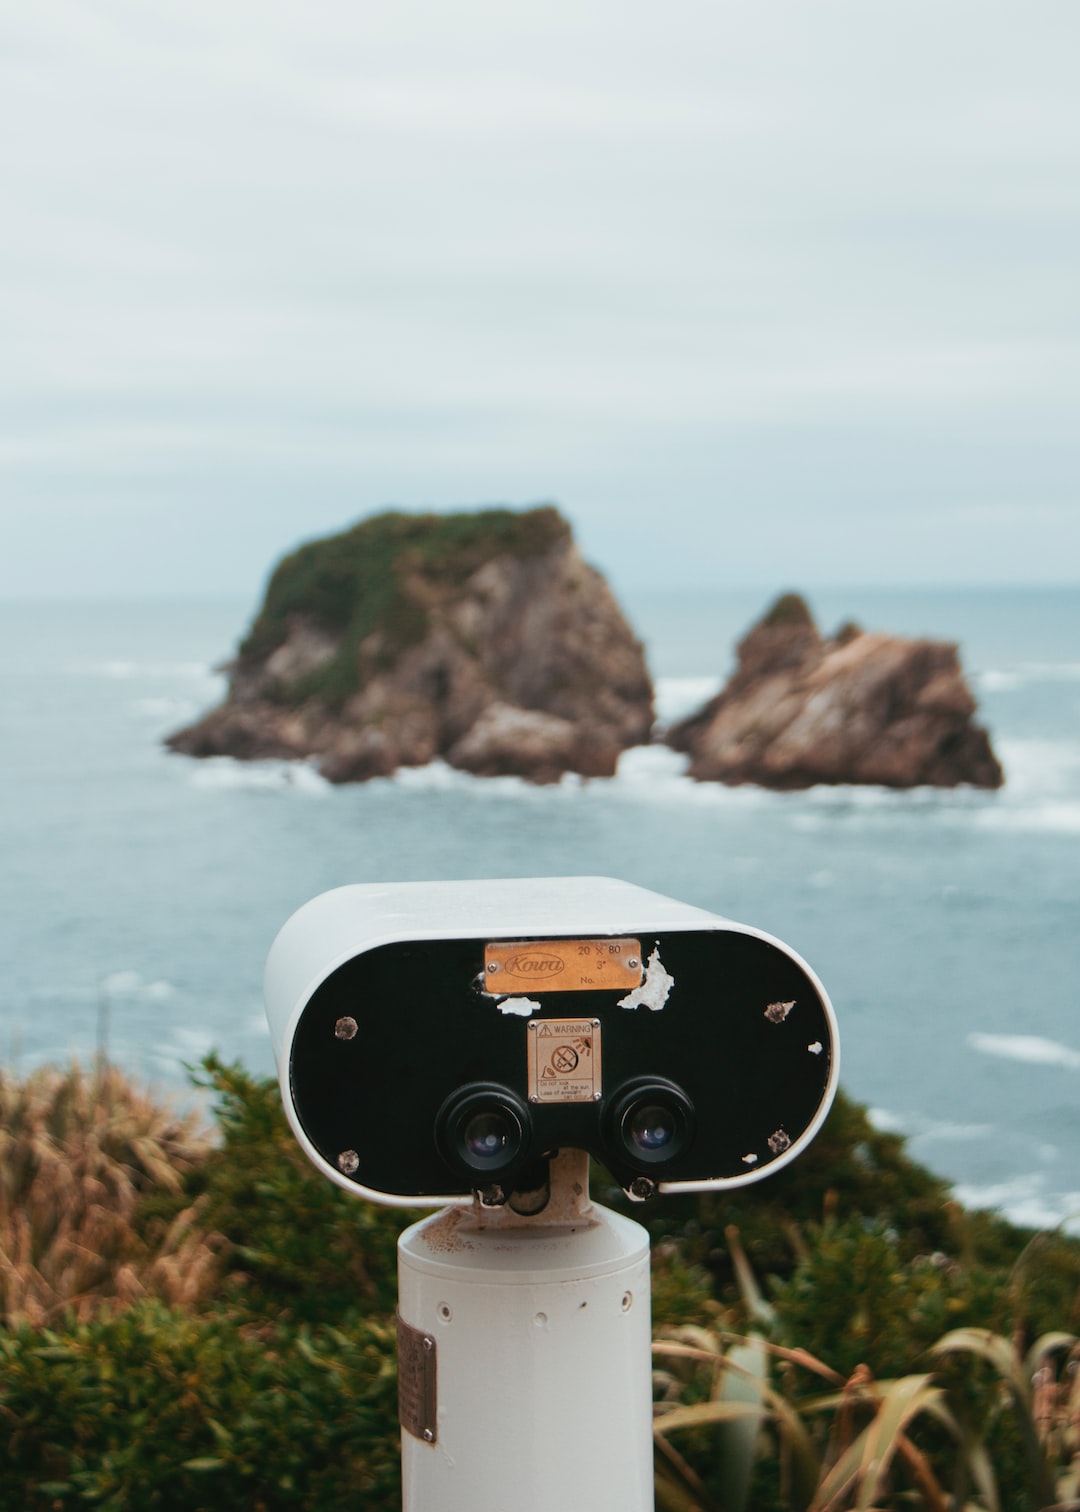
left=527, top=1018, right=603, bottom=1103
left=485, top=938, right=642, bottom=995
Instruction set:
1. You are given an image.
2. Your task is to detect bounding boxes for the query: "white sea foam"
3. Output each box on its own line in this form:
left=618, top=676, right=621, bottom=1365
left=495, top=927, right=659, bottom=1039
left=101, top=969, right=143, bottom=995
left=170, top=724, right=1080, bottom=832
left=100, top=971, right=177, bottom=998
left=387, top=758, right=523, bottom=793
left=147, top=1024, right=217, bottom=1076
left=654, top=676, right=722, bottom=726
left=187, top=758, right=330, bottom=795
left=867, top=1106, right=907, bottom=1134
left=968, top=1032, right=1080, bottom=1071
left=613, top=744, right=690, bottom=783
left=992, top=737, right=1080, bottom=791
left=952, top=1174, right=1080, bottom=1236
left=974, top=800, right=1080, bottom=835
left=134, top=696, right=200, bottom=719
left=977, top=662, right=1080, bottom=691
left=89, top=659, right=220, bottom=683
left=913, top=1121, right=996, bottom=1143
left=978, top=670, right=1024, bottom=693
left=868, top=1106, right=994, bottom=1143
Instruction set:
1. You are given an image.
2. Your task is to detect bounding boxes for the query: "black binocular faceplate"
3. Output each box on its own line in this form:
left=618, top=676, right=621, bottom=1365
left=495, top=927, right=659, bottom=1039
left=289, top=927, right=835, bottom=1200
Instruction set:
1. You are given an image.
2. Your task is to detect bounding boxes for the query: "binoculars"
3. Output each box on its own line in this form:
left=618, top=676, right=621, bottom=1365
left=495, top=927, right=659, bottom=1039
left=265, top=877, right=838, bottom=1207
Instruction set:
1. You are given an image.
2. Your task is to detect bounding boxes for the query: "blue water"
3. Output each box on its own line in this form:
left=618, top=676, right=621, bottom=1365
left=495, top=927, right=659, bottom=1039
left=2, top=588, right=1078, bottom=1231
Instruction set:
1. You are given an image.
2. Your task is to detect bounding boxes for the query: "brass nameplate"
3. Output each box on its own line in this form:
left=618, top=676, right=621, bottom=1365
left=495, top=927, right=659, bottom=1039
left=527, top=1017, right=603, bottom=1104
left=397, top=1314, right=437, bottom=1445
left=485, top=938, right=642, bottom=994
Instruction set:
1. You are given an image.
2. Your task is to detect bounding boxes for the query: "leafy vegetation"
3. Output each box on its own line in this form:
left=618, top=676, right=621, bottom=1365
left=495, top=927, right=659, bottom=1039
left=0, top=1306, right=399, bottom=1510
left=1, top=1058, right=1077, bottom=1509
left=238, top=505, right=570, bottom=705
left=760, top=592, right=816, bottom=630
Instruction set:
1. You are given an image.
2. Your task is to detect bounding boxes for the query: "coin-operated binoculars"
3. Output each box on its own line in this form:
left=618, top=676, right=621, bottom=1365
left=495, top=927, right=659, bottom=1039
left=265, top=877, right=839, bottom=1512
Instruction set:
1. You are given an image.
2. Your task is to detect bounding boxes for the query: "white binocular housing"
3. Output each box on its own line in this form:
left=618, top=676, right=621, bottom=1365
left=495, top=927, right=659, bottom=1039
left=264, top=876, right=839, bottom=1207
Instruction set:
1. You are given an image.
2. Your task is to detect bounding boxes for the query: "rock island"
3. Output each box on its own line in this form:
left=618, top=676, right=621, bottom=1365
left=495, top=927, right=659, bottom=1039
left=664, top=593, right=1004, bottom=790
left=165, top=506, right=654, bottom=784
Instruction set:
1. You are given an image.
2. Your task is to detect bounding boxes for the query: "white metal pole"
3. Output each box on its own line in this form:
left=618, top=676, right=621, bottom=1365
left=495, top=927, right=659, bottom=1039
left=396, top=1158, right=654, bottom=1512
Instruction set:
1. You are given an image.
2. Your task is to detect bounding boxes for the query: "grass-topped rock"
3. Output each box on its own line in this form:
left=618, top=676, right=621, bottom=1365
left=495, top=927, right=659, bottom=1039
left=167, top=506, right=654, bottom=783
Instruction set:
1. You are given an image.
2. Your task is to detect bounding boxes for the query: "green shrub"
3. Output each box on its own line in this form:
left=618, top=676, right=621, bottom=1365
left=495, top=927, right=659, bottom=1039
left=0, top=1304, right=400, bottom=1511
left=767, top=1218, right=1006, bottom=1382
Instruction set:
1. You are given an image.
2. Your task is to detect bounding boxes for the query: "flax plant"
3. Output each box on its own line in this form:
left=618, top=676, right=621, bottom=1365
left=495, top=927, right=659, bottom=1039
left=0, top=1062, right=219, bottom=1326
left=653, top=1313, right=1080, bottom=1512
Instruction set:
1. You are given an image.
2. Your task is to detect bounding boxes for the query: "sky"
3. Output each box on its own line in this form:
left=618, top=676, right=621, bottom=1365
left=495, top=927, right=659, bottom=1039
left=3, top=0, right=1079, bottom=599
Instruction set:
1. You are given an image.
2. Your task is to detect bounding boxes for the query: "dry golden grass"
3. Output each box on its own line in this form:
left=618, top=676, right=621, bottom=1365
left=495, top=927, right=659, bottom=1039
left=0, top=1061, right=221, bottom=1326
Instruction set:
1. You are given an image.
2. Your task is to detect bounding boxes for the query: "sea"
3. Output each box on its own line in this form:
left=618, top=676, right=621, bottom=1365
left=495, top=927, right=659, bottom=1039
left=2, top=586, right=1078, bottom=1234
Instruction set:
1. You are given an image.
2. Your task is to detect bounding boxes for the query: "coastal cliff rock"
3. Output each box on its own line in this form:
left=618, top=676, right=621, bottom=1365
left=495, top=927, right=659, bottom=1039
left=165, top=506, right=654, bottom=784
left=665, top=593, right=1004, bottom=790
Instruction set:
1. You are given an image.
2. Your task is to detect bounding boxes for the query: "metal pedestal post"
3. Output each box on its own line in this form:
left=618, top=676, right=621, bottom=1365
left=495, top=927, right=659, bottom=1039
left=396, top=1159, right=653, bottom=1512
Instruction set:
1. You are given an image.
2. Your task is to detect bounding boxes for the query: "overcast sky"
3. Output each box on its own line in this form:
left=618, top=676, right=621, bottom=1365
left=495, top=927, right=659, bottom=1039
left=3, top=1, right=1079, bottom=599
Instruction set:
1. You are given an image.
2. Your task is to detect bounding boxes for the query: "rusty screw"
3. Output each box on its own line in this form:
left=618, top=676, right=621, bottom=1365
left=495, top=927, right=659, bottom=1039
left=334, top=1016, right=358, bottom=1040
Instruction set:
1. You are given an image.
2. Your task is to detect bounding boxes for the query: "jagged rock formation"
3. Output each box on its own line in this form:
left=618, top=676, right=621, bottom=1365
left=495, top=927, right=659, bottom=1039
left=165, top=506, right=654, bottom=784
left=664, top=593, right=1004, bottom=790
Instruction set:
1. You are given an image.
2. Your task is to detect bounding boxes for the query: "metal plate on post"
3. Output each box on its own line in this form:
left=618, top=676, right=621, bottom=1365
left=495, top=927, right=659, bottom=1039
left=397, top=1314, right=437, bottom=1445
left=484, top=938, right=642, bottom=994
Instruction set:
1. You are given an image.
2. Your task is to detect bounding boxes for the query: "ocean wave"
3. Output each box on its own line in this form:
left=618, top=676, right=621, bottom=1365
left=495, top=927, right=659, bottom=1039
left=186, top=758, right=331, bottom=795
left=654, top=676, right=723, bottom=726
left=972, top=800, right=1080, bottom=835
left=147, top=1024, right=217, bottom=1074
left=968, top=1032, right=1080, bottom=1071
left=88, top=659, right=222, bottom=683
left=868, top=1106, right=994, bottom=1143
left=952, top=1174, right=1080, bottom=1236
left=99, top=971, right=175, bottom=1001
left=383, top=758, right=538, bottom=794
left=377, top=747, right=750, bottom=804
left=977, top=662, right=1080, bottom=692
left=170, top=732, right=1080, bottom=826
left=134, top=697, right=197, bottom=719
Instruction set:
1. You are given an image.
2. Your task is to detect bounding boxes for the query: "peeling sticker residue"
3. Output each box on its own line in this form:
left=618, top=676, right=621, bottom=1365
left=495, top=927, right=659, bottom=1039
left=498, top=997, right=542, bottom=1018
left=768, top=1129, right=791, bottom=1155
left=765, top=1000, right=795, bottom=1024
left=808, top=1040, right=823, bottom=1055
left=617, top=945, right=674, bottom=1012
left=741, top=1152, right=758, bottom=1166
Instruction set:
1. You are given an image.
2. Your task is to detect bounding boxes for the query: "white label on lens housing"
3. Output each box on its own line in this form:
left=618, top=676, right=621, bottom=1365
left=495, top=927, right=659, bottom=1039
left=526, top=1018, right=603, bottom=1103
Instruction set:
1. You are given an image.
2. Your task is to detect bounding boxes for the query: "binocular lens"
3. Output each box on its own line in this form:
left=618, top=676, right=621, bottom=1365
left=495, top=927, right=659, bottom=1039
left=435, top=1083, right=531, bottom=1182
left=627, top=1103, right=678, bottom=1154
left=462, top=1109, right=515, bottom=1165
left=608, top=1078, right=695, bottom=1170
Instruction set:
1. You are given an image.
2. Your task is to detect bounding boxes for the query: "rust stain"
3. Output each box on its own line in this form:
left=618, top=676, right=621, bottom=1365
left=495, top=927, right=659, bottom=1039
left=419, top=1207, right=476, bottom=1254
